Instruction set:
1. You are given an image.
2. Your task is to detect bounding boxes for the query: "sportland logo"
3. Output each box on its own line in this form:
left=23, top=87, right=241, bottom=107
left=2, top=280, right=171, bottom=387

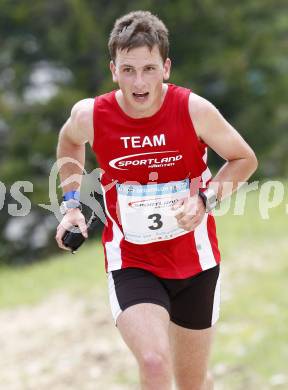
left=109, top=151, right=183, bottom=170
left=128, top=197, right=178, bottom=209
left=1, top=157, right=288, bottom=223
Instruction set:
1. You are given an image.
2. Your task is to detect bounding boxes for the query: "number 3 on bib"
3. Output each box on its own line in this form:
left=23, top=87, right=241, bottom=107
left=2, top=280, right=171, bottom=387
left=148, top=213, right=163, bottom=230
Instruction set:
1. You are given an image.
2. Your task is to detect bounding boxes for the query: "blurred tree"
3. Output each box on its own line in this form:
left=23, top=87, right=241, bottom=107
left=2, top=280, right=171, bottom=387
left=0, top=0, right=287, bottom=264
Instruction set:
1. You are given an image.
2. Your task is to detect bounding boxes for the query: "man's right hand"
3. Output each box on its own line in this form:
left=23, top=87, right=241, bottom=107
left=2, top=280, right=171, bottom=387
left=55, top=208, right=88, bottom=251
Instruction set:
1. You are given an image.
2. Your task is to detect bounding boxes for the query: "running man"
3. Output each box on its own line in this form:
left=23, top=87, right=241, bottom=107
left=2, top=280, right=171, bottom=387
left=55, top=10, right=258, bottom=389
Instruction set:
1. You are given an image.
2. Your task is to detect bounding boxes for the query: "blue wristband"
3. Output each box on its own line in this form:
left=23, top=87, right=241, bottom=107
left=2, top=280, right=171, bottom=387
left=63, top=190, right=80, bottom=201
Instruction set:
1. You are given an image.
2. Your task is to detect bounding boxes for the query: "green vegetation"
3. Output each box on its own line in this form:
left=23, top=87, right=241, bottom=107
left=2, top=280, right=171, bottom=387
left=1, top=0, right=287, bottom=265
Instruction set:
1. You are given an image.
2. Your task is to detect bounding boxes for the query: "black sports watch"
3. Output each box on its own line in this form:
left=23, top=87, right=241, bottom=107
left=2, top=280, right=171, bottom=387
left=198, top=188, right=218, bottom=212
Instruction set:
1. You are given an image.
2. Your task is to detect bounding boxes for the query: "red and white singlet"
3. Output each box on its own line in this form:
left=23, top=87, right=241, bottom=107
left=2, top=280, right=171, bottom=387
left=92, top=83, right=221, bottom=278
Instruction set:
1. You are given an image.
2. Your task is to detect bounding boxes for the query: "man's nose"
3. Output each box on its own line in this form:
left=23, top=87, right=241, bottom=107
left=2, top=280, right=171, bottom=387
left=134, top=72, right=146, bottom=89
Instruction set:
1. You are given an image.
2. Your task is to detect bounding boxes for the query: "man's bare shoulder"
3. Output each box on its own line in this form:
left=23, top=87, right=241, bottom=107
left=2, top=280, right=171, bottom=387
left=188, top=92, right=220, bottom=138
left=71, top=98, right=94, bottom=128
left=188, top=92, right=217, bottom=120
left=68, top=98, right=94, bottom=145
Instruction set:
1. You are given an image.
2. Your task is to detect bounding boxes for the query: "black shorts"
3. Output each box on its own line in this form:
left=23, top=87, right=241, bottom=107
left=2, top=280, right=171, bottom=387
left=108, top=265, right=221, bottom=330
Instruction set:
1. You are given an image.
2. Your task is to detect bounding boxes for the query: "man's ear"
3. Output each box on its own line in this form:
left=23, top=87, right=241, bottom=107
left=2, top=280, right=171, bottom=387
left=110, top=61, right=118, bottom=83
left=163, top=58, right=171, bottom=81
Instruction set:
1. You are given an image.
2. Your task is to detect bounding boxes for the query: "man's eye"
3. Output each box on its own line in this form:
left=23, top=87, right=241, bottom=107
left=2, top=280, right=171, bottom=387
left=145, top=67, right=155, bottom=71
left=123, top=68, right=132, bottom=73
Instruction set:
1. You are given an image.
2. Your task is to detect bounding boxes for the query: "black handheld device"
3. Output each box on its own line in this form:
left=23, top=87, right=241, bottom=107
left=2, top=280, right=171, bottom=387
left=62, top=216, right=98, bottom=253
left=62, top=227, right=86, bottom=253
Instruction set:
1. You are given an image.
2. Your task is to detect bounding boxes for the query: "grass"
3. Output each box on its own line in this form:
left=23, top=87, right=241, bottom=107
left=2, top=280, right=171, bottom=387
left=0, top=180, right=287, bottom=388
left=0, top=241, right=106, bottom=308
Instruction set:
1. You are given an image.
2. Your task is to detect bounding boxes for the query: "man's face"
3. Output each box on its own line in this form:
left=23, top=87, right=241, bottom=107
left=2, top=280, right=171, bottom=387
left=110, top=45, right=171, bottom=115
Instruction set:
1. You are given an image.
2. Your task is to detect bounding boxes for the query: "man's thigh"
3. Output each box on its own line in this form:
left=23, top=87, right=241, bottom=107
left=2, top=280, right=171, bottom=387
left=117, top=302, right=171, bottom=361
left=108, top=267, right=171, bottom=359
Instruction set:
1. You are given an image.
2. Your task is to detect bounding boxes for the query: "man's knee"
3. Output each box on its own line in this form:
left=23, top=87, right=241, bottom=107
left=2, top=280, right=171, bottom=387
left=139, top=349, right=171, bottom=377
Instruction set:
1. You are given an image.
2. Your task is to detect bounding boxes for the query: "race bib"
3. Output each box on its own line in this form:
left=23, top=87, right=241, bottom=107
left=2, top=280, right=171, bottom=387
left=116, top=179, right=190, bottom=244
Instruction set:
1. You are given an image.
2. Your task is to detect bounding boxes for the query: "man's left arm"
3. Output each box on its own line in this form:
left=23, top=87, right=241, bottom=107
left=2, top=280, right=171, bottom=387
left=174, top=94, right=258, bottom=231
left=189, top=93, right=258, bottom=202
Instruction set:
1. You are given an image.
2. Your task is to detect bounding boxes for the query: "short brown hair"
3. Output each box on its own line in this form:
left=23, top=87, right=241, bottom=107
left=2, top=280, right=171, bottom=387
left=108, top=11, right=169, bottom=63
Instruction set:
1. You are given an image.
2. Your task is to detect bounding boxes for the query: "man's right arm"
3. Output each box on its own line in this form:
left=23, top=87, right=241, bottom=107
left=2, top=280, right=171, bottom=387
left=55, top=98, right=94, bottom=250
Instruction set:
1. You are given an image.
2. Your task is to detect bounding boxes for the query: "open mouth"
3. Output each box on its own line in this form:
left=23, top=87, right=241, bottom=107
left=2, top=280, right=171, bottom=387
left=132, top=92, right=149, bottom=101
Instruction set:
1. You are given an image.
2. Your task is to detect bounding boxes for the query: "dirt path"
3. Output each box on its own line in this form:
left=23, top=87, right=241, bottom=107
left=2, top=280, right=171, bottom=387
left=0, top=293, right=138, bottom=390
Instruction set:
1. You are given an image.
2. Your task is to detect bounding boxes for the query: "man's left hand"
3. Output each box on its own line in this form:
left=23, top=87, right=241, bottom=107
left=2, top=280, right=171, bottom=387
left=173, top=195, right=206, bottom=231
